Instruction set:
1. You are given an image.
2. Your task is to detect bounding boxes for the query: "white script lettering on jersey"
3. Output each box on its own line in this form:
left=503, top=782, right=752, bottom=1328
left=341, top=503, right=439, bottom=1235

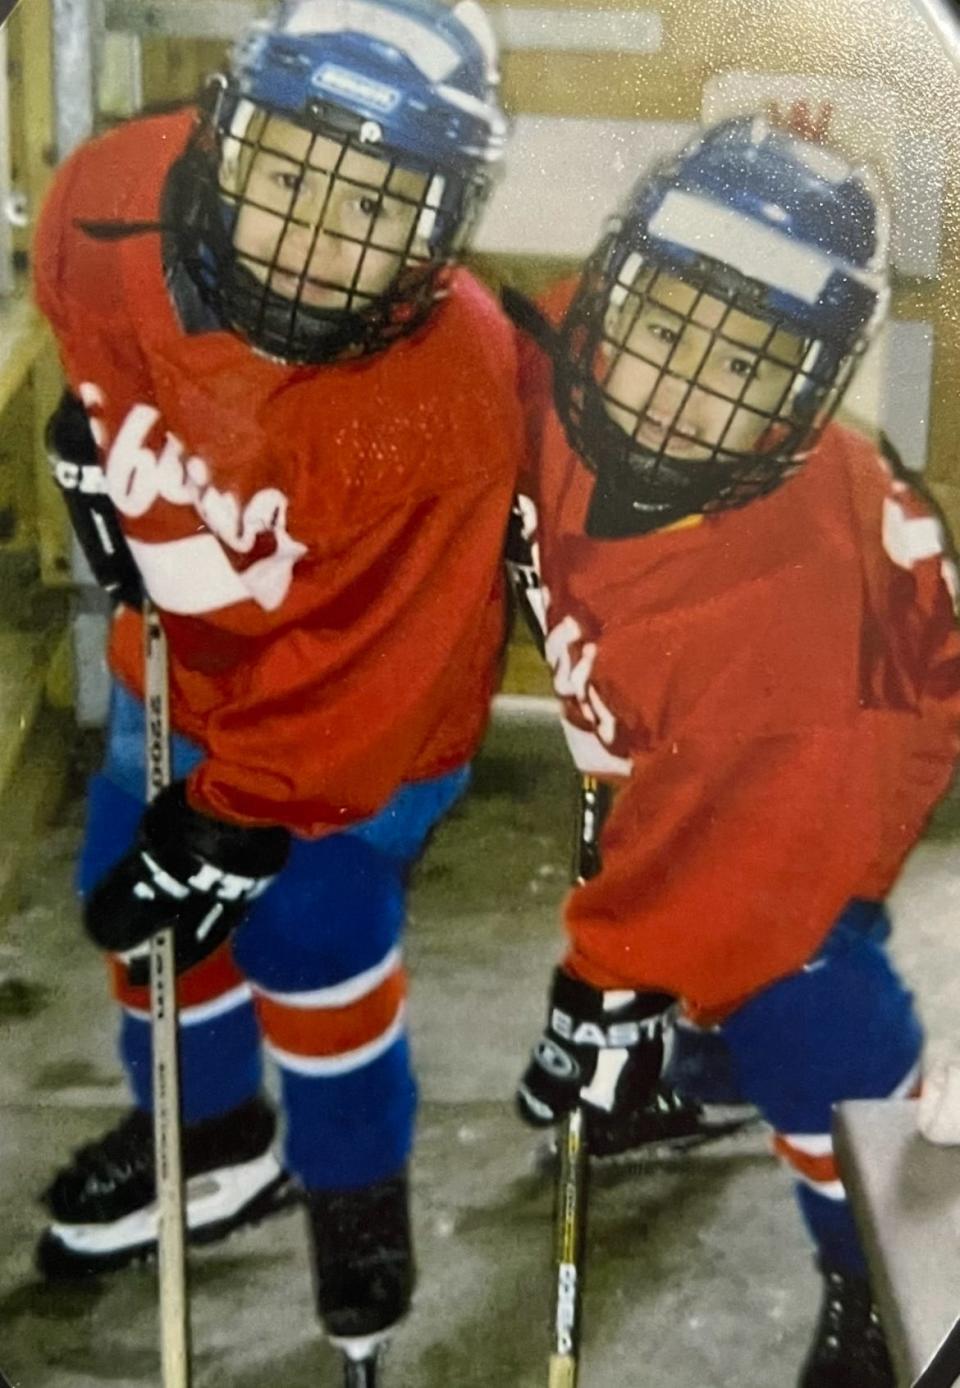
left=86, top=388, right=307, bottom=615
left=882, top=491, right=959, bottom=600
left=545, top=613, right=631, bottom=777
left=511, top=489, right=630, bottom=776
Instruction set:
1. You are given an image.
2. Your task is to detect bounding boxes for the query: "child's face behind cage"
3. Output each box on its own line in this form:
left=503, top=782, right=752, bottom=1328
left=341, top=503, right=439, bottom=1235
left=226, top=112, right=432, bottom=312
left=600, top=268, right=807, bottom=464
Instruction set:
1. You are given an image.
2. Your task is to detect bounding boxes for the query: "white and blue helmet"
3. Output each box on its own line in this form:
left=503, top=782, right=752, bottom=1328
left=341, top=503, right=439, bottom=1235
left=555, top=116, right=890, bottom=536
left=174, top=0, right=507, bottom=363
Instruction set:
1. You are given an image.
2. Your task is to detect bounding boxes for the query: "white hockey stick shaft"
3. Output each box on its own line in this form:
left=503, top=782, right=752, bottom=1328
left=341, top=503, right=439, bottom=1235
left=144, top=602, right=192, bottom=1388
left=549, top=1105, right=587, bottom=1388
left=342, top=1349, right=381, bottom=1386
left=546, top=774, right=612, bottom=1386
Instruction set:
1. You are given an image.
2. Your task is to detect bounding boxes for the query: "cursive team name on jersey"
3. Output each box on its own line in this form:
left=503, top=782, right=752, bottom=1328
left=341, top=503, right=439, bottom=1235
left=512, top=490, right=631, bottom=778
left=80, top=384, right=306, bottom=615
left=882, top=489, right=959, bottom=599
left=545, top=612, right=632, bottom=776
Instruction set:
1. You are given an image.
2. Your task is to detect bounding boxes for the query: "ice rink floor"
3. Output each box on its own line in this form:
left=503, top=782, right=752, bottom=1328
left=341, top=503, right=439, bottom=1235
left=1, top=712, right=958, bottom=1387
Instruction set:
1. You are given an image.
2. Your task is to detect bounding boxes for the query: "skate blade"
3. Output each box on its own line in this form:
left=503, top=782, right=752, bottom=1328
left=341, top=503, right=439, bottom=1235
left=532, top=1108, right=762, bottom=1173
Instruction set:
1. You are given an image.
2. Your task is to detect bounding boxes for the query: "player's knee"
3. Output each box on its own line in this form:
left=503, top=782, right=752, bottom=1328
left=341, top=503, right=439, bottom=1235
left=232, top=833, right=406, bottom=989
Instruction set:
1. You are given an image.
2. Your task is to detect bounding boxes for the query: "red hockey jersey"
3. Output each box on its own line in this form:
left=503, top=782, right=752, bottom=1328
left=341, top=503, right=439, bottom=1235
left=518, top=299, right=960, bottom=1019
left=34, top=109, right=521, bottom=835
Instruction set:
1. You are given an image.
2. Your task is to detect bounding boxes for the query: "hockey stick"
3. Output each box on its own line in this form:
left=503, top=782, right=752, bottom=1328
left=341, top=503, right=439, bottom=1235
left=547, top=774, right=612, bottom=1387
left=341, top=1347, right=382, bottom=1387
left=144, top=602, right=192, bottom=1388
left=549, top=1104, right=588, bottom=1388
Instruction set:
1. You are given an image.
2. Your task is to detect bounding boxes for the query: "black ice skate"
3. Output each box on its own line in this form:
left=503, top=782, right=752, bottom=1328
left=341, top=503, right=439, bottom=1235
left=585, top=1081, right=758, bottom=1159
left=799, top=1265, right=896, bottom=1388
left=534, top=1083, right=758, bottom=1170
left=306, top=1169, right=415, bottom=1374
left=37, top=1095, right=295, bottom=1278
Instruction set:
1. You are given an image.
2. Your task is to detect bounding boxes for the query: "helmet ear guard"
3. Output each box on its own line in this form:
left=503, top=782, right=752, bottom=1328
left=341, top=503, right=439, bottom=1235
left=555, top=116, right=889, bottom=537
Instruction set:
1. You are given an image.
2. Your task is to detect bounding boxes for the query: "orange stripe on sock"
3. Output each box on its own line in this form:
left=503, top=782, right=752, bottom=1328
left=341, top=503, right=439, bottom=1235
left=773, top=1134, right=840, bottom=1186
left=254, top=969, right=407, bottom=1059
left=107, top=939, right=246, bottom=1012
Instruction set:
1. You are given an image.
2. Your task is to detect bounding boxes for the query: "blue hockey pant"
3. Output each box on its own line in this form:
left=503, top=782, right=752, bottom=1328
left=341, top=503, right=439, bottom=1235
left=78, top=683, right=470, bottom=1192
left=664, top=899, right=922, bottom=1274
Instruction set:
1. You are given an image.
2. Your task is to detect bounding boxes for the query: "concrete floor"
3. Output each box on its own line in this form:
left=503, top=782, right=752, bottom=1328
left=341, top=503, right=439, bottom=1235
left=0, top=712, right=958, bottom=1387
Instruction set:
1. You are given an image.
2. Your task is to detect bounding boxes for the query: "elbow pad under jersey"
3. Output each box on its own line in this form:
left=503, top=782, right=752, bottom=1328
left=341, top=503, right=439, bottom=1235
left=46, top=391, right=143, bottom=609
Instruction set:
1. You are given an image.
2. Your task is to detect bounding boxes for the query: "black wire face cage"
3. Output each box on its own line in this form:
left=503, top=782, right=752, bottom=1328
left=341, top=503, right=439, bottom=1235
left=173, top=102, right=485, bottom=365
left=556, top=239, right=864, bottom=532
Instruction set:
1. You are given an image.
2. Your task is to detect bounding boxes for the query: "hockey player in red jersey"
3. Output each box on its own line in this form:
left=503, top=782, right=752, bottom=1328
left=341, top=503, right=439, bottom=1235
left=33, top=0, right=520, bottom=1359
left=510, top=117, right=960, bottom=1387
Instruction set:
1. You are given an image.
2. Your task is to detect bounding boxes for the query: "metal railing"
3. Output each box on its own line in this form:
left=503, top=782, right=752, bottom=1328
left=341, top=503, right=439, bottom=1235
left=0, top=25, right=13, bottom=295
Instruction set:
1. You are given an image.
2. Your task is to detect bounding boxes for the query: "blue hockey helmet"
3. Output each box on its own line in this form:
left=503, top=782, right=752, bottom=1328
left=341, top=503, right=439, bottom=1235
left=555, top=116, right=890, bottom=537
left=173, top=0, right=507, bottom=363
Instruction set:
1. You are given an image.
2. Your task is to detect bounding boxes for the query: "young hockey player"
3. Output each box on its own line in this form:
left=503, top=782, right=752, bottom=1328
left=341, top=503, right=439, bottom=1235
left=510, top=116, right=960, bottom=1386
left=33, top=0, right=520, bottom=1359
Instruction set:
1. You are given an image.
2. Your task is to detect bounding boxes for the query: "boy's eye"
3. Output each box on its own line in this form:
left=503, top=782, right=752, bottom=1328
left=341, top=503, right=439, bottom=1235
left=728, top=354, right=759, bottom=378
left=646, top=320, right=678, bottom=346
left=270, top=169, right=302, bottom=194
left=354, top=194, right=385, bottom=218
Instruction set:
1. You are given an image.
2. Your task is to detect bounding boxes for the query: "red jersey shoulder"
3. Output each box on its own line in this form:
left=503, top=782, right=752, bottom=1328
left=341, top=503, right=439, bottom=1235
left=446, top=268, right=511, bottom=333
left=341, top=269, right=522, bottom=494
left=57, top=108, right=192, bottom=226
left=507, top=276, right=577, bottom=494
left=34, top=109, right=193, bottom=331
left=809, top=421, right=946, bottom=565
left=437, top=270, right=519, bottom=385
left=542, top=277, right=577, bottom=323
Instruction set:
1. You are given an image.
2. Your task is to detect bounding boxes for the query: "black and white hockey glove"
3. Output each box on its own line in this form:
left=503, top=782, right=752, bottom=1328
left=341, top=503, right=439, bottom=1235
left=505, top=496, right=546, bottom=655
left=517, top=968, right=673, bottom=1152
left=84, top=782, right=290, bottom=979
left=47, top=390, right=143, bottom=609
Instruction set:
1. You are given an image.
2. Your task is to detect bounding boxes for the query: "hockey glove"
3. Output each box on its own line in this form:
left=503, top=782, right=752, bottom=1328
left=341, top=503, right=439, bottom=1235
left=84, top=782, right=290, bottom=978
left=47, top=390, right=143, bottom=609
left=517, top=968, right=673, bottom=1152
